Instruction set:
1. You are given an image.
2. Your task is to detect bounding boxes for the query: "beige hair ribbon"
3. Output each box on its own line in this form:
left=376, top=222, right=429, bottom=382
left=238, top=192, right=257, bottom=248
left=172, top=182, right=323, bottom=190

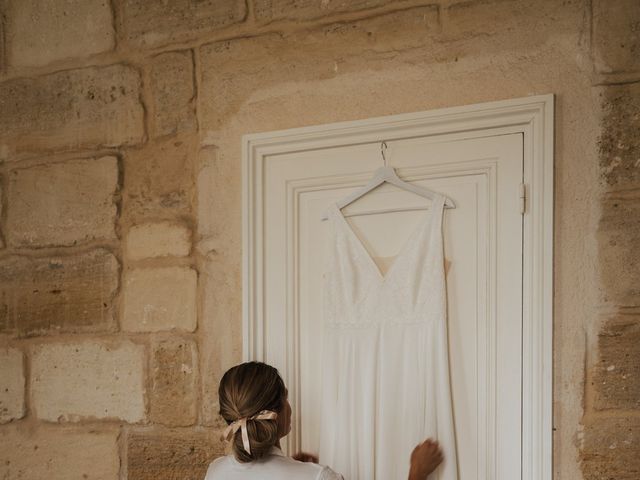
left=221, top=410, right=278, bottom=454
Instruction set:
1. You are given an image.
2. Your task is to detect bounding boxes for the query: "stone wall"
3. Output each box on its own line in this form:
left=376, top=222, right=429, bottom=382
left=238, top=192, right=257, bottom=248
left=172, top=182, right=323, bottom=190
left=0, top=0, right=638, bottom=479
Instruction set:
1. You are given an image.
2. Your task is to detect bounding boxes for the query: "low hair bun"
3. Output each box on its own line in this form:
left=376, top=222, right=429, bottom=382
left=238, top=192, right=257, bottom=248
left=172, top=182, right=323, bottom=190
left=231, top=416, right=279, bottom=462
left=218, top=362, right=287, bottom=463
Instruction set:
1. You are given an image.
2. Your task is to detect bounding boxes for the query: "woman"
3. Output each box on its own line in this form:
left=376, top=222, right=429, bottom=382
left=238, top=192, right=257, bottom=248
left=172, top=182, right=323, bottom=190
left=204, top=361, right=444, bottom=480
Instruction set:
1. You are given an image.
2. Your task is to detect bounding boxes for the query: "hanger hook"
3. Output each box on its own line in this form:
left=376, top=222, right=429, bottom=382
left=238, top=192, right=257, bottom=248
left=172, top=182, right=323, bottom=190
left=381, top=141, right=388, bottom=167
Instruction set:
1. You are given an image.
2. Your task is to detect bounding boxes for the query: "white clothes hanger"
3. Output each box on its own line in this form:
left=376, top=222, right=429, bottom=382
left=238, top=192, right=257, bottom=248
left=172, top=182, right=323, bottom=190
left=321, top=141, right=455, bottom=221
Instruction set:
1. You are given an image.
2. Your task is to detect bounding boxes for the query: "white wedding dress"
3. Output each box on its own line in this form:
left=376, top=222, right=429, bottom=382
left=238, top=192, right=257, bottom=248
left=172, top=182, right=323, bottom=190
left=319, top=194, right=458, bottom=480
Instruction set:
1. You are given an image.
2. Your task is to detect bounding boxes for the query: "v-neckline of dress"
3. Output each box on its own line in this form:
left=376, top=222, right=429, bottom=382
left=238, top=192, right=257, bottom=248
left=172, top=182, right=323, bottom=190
left=331, top=197, right=442, bottom=284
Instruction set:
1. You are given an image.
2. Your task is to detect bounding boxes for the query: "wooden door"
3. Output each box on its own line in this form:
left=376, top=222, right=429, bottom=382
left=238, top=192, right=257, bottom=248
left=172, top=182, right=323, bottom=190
left=244, top=96, right=554, bottom=480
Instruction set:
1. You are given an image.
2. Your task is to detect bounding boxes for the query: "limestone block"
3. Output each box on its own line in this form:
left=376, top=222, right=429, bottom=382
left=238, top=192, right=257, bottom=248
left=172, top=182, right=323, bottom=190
left=197, top=148, right=242, bottom=425
left=598, top=82, right=640, bottom=189
left=150, top=50, right=196, bottom=137
left=150, top=337, right=198, bottom=426
left=7, top=156, right=119, bottom=247
left=254, top=0, right=395, bottom=23
left=127, top=222, right=192, bottom=260
left=121, top=0, right=247, bottom=47
left=199, top=255, right=242, bottom=426
left=0, top=249, right=119, bottom=337
left=4, top=0, right=115, bottom=67
left=197, top=147, right=239, bottom=244
left=196, top=147, right=218, bottom=240
left=198, top=8, right=439, bottom=133
left=0, top=181, right=5, bottom=249
left=127, top=428, right=224, bottom=480
left=593, top=315, right=640, bottom=410
left=0, top=347, right=25, bottom=424
left=199, top=30, right=327, bottom=132
left=582, top=416, right=640, bottom=479
left=597, top=194, right=640, bottom=305
left=593, top=0, right=640, bottom=74
left=31, top=341, right=146, bottom=422
left=0, top=64, right=144, bottom=154
left=122, top=266, right=197, bottom=332
left=443, top=0, right=582, bottom=51
left=0, top=424, right=120, bottom=480
left=0, top=16, right=5, bottom=74
left=123, top=135, right=197, bottom=222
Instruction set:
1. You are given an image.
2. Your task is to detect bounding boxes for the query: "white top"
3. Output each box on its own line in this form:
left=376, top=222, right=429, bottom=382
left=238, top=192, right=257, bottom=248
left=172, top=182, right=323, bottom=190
left=204, top=447, right=344, bottom=480
left=319, top=196, right=458, bottom=479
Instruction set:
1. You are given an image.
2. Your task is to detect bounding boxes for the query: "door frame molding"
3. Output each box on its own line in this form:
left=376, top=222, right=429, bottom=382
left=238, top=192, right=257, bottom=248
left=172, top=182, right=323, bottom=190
left=242, top=94, right=554, bottom=480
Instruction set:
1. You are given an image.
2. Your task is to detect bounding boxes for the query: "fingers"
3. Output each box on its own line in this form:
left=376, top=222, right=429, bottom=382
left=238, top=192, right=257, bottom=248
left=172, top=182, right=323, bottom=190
left=409, top=438, right=445, bottom=479
left=416, top=438, right=444, bottom=462
left=420, top=439, right=440, bottom=451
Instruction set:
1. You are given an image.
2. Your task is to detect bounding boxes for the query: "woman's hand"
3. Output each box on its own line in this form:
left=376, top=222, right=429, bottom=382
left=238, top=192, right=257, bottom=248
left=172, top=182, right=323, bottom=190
left=408, top=438, right=444, bottom=480
left=292, top=452, right=319, bottom=463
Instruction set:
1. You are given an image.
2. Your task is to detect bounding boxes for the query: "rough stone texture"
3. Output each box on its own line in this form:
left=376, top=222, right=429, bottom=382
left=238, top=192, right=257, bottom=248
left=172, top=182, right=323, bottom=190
left=254, top=0, right=404, bottom=23
left=442, top=0, right=581, bottom=44
left=197, top=147, right=242, bottom=425
left=0, top=64, right=144, bottom=155
left=126, top=222, right=192, bottom=260
left=597, top=192, right=640, bottom=306
left=197, top=150, right=242, bottom=425
left=592, top=0, right=640, bottom=74
left=0, top=249, right=119, bottom=337
left=121, top=0, right=247, bottom=47
left=122, top=266, right=197, bottom=332
left=123, top=135, right=196, bottom=223
left=0, top=424, right=120, bottom=480
left=597, top=82, right=640, bottom=190
left=6, top=156, right=119, bottom=247
left=199, top=253, right=242, bottom=426
left=0, top=13, right=5, bottom=74
left=127, top=428, right=224, bottom=480
left=593, top=315, right=640, bottom=410
left=4, top=0, right=115, bottom=67
left=150, top=337, right=198, bottom=427
left=31, top=341, right=146, bottom=422
left=199, top=7, right=441, bottom=135
left=582, top=416, right=640, bottom=480
left=150, top=50, right=197, bottom=138
left=0, top=347, right=25, bottom=423
left=0, top=181, right=5, bottom=249
left=199, top=32, right=324, bottom=135
left=197, top=147, right=237, bottom=241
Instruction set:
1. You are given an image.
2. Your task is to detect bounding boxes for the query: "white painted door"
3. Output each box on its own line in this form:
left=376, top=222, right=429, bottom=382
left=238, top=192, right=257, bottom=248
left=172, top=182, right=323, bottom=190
left=257, top=132, right=523, bottom=479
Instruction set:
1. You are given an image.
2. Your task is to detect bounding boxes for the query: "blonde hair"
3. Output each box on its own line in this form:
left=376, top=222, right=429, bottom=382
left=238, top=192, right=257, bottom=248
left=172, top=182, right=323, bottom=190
left=218, top=362, right=286, bottom=462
